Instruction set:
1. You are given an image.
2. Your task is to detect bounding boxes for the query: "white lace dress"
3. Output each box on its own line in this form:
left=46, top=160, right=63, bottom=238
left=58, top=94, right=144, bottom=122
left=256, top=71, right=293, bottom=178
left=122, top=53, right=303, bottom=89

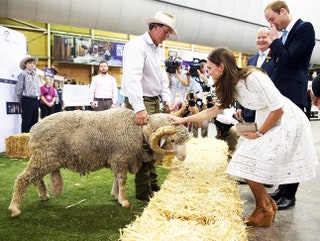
left=227, top=71, right=318, bottom=184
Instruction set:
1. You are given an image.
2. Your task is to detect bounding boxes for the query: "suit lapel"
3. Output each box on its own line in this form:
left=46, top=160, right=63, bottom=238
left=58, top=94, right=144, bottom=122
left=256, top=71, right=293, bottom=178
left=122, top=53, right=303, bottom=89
left=284, top=19, right=304, bottom=45
left=249, top=54, right=259, bottom=66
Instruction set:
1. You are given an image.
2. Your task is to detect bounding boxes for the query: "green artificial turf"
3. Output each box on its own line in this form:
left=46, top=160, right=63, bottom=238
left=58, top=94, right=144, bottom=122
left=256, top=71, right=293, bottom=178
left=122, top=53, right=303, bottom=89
left=0, top=153, right=168, bottom=241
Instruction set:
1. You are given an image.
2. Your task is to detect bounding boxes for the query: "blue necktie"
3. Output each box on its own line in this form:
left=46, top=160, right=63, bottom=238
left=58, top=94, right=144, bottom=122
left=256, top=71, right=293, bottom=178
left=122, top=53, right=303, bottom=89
left=282, top=30, right=288, bottom=44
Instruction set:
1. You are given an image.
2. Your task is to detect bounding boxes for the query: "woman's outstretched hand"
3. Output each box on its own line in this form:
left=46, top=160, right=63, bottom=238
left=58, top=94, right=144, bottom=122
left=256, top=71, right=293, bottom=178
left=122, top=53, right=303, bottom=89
left=167, top=114, right=185, bottom=125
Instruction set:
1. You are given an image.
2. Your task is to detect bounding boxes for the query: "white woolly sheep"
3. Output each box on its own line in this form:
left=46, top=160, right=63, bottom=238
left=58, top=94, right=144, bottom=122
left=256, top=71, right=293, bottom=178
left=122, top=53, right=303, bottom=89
left=8, top=108, right=190, bottom=217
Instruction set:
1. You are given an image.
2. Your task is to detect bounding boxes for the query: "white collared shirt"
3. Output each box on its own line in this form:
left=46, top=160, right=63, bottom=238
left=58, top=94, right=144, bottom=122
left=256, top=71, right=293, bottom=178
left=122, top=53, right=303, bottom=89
left=89, top=73, right=118, bottom=104
left=257, top=48, right=271, bottom=67
left=121, top=31, right=171, bottom=112
left=283, top=17, right=299, bottom=40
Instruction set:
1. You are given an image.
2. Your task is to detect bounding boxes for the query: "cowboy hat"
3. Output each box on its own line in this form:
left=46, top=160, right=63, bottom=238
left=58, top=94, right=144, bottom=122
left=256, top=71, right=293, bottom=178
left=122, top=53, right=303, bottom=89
left=143, top=11, right=179, bottom=37
left=20, top=55, right=38, bottom=70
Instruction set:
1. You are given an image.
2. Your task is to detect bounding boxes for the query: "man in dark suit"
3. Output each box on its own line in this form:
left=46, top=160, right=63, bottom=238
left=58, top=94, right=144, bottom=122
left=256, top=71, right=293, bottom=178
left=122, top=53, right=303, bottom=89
left=236, top=27, right=276, bottom=123
left=264, top=0, right=315, bottom=210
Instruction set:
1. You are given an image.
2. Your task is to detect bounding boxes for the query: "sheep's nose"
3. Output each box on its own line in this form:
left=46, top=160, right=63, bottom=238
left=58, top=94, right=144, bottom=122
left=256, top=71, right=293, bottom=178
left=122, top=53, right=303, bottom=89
left=177, top=154, right=186, bottom=161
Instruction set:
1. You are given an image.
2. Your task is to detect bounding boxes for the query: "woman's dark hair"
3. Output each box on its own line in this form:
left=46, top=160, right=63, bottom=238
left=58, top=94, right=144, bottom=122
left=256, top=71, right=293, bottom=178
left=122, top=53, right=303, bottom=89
left=207, top=47, right=238, bottom=109
left=207, top=47, right=264, bottom=109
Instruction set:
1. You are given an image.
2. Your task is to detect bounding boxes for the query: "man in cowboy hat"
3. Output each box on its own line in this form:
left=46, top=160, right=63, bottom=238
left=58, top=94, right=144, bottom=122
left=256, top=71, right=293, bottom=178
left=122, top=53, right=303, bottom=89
left=121, top=11, right=178, bottom=201
left=16, top=55, right=41, bottom=133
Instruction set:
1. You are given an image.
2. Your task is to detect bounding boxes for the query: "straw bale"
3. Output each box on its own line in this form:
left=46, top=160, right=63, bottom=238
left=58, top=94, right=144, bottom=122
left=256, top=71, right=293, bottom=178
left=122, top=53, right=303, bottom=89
left=120, top=137, right=248, bottom=240
left=5, top=133, right=31, bottom=158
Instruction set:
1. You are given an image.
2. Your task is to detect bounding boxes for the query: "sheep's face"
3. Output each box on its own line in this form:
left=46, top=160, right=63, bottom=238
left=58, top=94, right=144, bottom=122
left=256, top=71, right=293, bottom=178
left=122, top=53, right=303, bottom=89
left=159, top=125, right=191, bottom=161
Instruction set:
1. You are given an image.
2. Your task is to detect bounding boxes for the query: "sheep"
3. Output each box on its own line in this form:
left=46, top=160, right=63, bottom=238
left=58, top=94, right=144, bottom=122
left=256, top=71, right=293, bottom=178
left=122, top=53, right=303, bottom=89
left=8, top=108, right=190, bottom=217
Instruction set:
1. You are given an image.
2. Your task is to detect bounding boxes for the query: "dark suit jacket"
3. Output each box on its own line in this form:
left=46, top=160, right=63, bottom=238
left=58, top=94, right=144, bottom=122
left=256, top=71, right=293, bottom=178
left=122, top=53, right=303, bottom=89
left=270, top=19, right=315, bottom=107
left=236, top=51, right=277, bottom=122
left=248, top=52, right=276, bottom=77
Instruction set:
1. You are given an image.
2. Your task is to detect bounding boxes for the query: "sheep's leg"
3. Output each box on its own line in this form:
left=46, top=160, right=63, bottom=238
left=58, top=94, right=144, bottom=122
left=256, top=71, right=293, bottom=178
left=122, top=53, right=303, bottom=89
left=111, top=176, right=119, bottom=200
left=117, top=178, right=130, bottom=208
left=35, top=179, right=50, bottom=200
left=50, top=170, right=63, bottom=196
left=8, top=167, right=48, bottom=217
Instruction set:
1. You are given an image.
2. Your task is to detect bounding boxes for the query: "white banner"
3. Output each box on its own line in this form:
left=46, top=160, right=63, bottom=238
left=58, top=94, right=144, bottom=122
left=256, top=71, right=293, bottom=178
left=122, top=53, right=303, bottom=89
left=0, top=26, right=27, bottom=152
left=63, top=85, right=91, bottom=107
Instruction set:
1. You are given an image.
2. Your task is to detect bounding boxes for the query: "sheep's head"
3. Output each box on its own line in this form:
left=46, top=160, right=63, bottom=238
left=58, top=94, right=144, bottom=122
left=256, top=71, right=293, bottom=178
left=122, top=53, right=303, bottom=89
left=147, top=124, right=191, bottom=161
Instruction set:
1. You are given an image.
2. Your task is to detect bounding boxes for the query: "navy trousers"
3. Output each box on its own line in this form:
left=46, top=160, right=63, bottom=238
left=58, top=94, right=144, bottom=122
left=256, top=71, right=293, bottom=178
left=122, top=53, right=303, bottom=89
left=21, top=96, right=39, bottom=133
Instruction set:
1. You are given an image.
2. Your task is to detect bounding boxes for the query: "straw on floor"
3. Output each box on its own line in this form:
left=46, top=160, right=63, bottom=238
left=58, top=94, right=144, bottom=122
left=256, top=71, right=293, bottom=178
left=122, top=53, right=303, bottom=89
left=120, top=137, right=248, bottom=241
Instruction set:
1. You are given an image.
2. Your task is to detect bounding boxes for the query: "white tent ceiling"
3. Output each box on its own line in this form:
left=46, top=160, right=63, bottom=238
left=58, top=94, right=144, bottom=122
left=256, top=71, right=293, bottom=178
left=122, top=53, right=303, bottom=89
left=1, top=0, right=319, bottom=64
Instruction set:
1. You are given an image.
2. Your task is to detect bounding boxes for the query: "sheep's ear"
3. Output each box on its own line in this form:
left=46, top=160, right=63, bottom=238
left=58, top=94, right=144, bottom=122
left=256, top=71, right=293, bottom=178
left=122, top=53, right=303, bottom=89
left=160, top=138, right=166, bottom=147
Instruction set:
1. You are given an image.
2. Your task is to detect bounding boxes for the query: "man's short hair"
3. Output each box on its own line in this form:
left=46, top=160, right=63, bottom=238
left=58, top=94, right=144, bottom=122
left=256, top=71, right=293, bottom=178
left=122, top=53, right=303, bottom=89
left=99, top=60, right=108, bottom=67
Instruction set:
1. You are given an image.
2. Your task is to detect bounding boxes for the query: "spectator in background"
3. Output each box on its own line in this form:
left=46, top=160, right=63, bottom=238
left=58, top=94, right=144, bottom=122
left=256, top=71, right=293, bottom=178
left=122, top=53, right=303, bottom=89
left=172, top=91, right=203, bottom=137
left=16, top=55, right=40, bottom=133
left=167, top=57, right=189, bottom=111
left=50, top=64, right=58, bottom=75
left=63, top=74, right=70, bottom=84
left=53, top=81, right=64, bottom=113
left=90, top=60, right=118, bottom=111
left=311, top=73, right=320, bottom=109
left=39, top=75, right=56, bottom=118
left=186, top=59, right=209, bottom=101
left=204, top=93, right=239, bottom=155
left=198, top=59, right=212, bottom=95
left=44, top=65, right=57, bottom=78
left=305, top=89, right=312, bottom=120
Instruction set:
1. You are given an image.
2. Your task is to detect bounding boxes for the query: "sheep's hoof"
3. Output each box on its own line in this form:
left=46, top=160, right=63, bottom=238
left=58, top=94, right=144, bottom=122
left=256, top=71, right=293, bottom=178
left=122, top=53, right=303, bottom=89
left=111, top=193, right=119, bottom=200
left=120, top=200, right=131, bottom=208
left=8, top=205, right=21, bottom=217
left=39, top=194, right=50, bottom=201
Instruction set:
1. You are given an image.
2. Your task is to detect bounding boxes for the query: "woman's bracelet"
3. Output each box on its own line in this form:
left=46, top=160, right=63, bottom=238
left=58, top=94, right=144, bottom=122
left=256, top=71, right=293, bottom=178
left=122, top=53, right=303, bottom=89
left=256, top=131, right=264, bottom=137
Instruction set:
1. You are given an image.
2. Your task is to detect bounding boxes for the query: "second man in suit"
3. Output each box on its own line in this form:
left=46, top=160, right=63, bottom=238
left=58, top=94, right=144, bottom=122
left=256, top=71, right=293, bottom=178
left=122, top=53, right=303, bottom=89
left=236, top=27, right=276, bottom=123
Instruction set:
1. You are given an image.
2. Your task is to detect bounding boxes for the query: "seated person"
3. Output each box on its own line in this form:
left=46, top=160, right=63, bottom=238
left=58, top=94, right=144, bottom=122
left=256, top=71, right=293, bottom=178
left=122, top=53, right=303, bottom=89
left=172, top=91, right=203, bottom=137
left=206, top=94, right=239, bottom=156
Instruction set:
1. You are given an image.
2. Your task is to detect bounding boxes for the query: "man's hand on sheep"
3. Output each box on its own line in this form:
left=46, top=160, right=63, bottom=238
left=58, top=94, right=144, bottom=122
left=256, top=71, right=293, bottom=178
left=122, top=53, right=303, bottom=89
left=135, top=110, right=149, bottom=125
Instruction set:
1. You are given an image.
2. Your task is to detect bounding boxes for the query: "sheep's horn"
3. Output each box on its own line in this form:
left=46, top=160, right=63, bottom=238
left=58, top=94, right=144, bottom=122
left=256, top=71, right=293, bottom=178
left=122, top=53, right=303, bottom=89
left=149, top=126, right=176, bottom=155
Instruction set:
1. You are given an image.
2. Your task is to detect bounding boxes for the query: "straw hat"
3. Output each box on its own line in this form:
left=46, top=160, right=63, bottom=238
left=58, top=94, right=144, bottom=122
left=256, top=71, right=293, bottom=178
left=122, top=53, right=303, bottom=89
left=144, top=11, right=179, bottom=36
left=20, top=55, right=38, bottom=70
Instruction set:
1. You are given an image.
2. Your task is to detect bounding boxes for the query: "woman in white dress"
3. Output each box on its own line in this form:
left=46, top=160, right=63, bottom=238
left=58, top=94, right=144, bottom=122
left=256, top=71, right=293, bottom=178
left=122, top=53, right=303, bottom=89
left=169, top=47, right=318, bottom=227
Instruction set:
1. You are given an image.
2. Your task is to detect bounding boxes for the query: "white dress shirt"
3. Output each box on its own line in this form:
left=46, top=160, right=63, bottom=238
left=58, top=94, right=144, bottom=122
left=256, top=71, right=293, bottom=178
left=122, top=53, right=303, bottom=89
left=121, top=31, right=171, bottom=112
left=257, top=49, right=271, bottom=67
left=89, top=73, right=118, bottom=104
left=282, top=17, right=298, bottom=44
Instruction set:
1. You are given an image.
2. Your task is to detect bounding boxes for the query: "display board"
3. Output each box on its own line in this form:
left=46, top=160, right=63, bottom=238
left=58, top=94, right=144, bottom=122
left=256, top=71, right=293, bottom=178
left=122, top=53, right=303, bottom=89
left=53, top=35, right=125, bottom=67
left=0, top=26, right=27, bottom=152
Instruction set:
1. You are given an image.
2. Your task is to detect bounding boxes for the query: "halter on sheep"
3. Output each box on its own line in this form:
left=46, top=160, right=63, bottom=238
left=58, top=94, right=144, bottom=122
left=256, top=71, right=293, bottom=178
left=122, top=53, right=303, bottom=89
left=8, top=108, right=190, bottom=217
